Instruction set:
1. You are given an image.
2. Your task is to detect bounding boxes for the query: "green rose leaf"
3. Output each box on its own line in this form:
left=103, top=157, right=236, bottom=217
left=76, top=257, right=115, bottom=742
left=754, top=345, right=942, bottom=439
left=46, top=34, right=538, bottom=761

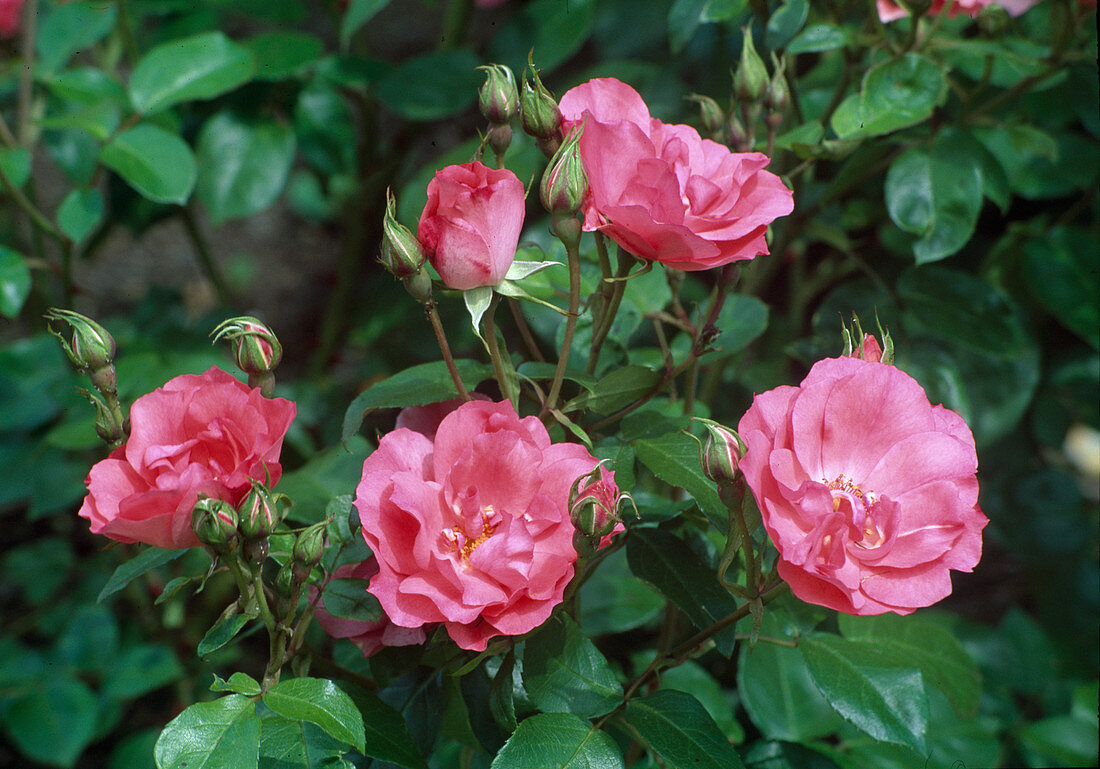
left=100, top=124, right=197, bottom=204
left=0, top=246, right=32, bottom=319
left=97, top=546, right=187, bottom=604
left=885, top=142, right=983, bottom=264
left=198, top=615, right=251, bottom=658
left=196, top=111, right=296, bottom=225
left=129, top=31, right=255, bottom=115
left=626, top=528, right=739, bottom=656
left=521, top=614, right=623, bottom=719
left=258, top=714, right=352, bottom=769
left=832, top=54, right=945, bottom=139
left=490, top=713, right=623, bottom=769
left=341, top=359, right=493, bottom=442
left=618, top=689, right=745, bottom=769
left=57, top=188, right=105, bottom=243
left=634, top=426, right=726, bottom=527
left=374, top=50, right=482, bottom=121
left=340, top=0, right=391, bottom=49
left=36, top=0, right=117, bottom=73
left=155, top=694, right=261, bottom=769
left=245, top=31, right=324, bottom=81
left=3, top=673, right=99, bottom=768
left=801, top=632, right=930, bottom=753
left=262, top=678, right=366, bottom=754
left=322, top=578, right=383, bottom=622
left=210, top=672, right=263, bottom=697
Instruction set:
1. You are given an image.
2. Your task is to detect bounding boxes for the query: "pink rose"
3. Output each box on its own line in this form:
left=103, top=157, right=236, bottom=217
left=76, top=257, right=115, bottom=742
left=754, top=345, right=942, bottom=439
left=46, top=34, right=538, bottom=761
left=737, top=357, right=987, bottom=615
left=355, top=399, right=612, bottom=651
left=79, top=367, right=297, bottom=549
left=394, top=394, right=491, bottom=441
left=558, top=78, right=793, bottom=271
left=417, top=161, right=525, bottom=290
left=876, top=0, right=1040, bottom=22
left=0, top=0, right=22, bottom=36
left=312, top=560, right=428, bottom=657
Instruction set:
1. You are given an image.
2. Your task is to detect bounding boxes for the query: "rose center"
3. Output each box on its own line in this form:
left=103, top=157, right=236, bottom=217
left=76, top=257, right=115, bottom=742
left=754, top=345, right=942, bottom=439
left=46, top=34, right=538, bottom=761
left=443, top=504, right=501, bottom=564
left=826, top=474, right=885, bottom=549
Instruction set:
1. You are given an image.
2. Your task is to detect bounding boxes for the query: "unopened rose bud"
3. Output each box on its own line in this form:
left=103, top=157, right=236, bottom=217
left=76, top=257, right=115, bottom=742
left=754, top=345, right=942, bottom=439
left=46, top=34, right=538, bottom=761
left=765, top=54, right=789, bottom=115
left=977, top=4, right=1010, bottom=35
left=540, top=125, right=587, bottom=215
left=568, top=463, right=622, bottom=540
left=86, top=389, right=126, bottom=445
left=734, top=26, right=769, bottom=105
left=292, top=521, right=326, bottom=580
left=842, top=314, right=894, bottom=366
left=275, top=560, right=295, bottom=598
left=519, top=57, right=562, bottom=153
left=478, top=63, right=519, bottom=125
left=695, top=419, right=745, bottom=486
left=726, top=112, right=750, bottom=151
left=192, top=497, right=240, bottom=553
left=380, top=189, right=426, bottom=279
left=45, top=309, right=118, bottom=391
left=238, top=481, right=284, bottom=542
left=687, top=93, right=725, bottom=136
left=403, top=269, right=433, bottom=304
left=211, top=317, right=283, bottom=380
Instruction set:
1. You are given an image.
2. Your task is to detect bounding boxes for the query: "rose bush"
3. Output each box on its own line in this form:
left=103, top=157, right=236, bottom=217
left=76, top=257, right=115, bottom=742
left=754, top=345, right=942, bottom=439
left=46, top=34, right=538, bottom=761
left=737, top=356, right=988, bottom=615
left=876, top=0, right=1041, bottom=22
left=78, top=367, right=296, bottom=549
left=355, top=399, right=617, bottom=651
left=558, top=77, right=793, bottom=271
left=313, top=560, right=429, bottom=658
left=417, top=161, right=525, bottom=290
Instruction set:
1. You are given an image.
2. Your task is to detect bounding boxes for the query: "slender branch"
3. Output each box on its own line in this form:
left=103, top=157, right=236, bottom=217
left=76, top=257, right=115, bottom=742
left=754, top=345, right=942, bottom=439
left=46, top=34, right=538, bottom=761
left=541, top=213, right=582, bottom=417
left=179, top=204, right=233, bottom=306
left=426, top=300, right=471, bottom=401
left=483, top=294, right=517, bottom=404
left=586, top=247, right=633, bottom=375
left=507, top=297, right=545, bottom=362
left=0, top=162, right=69, bottom=244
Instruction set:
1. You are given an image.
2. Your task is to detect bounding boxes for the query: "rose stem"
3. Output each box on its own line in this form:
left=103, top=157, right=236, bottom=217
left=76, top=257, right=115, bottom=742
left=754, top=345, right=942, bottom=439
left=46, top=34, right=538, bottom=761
left=483, top=294, right=518, bottom=405
left=425, top=299, right=471, bottom=401
left=586, top=246, right=633, bottom=375
left=507, top=297, right=546, bottom=362
left=542, top=212, right=583, bottom=418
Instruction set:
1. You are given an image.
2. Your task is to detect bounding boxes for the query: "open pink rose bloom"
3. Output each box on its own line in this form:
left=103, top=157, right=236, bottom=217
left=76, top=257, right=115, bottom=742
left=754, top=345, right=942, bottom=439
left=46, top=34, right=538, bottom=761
left=738, top=357, right=987, bottom=615
left=355, top=399, right=617, bottom=651
left=876, top=0, right=1040, bottom=22
left=558, top=77, right=793, bottom=271
left=417, top=161, right=525, bottom=290
left=79, top=367, right=296, bottom=549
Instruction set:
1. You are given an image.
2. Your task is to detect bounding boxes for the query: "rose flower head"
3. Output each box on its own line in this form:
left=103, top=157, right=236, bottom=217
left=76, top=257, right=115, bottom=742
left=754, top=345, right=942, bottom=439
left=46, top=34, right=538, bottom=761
left=558, top=77, right=793, bottom=271
left=738, top=357, right=987, bottom=615
left=79, top=367, right=296, bottom=549
left=876, top=0, right=1040, bottom=22
left=417, top=161, right=526, bottom=290
left=355, top=399, right=613, bottom=651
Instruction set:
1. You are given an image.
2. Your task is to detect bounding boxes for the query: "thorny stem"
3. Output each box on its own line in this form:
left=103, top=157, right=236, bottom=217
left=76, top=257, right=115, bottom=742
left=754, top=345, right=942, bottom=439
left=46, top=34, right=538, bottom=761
left=542, top=213, right=582, bottom=418
left=426, top=300, right=471, bottom=401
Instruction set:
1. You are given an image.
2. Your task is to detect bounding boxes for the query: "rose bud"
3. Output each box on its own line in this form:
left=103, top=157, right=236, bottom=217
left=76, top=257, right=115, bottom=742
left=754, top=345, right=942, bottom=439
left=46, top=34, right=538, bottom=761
left=687, top=93, right=725, bottom=136
left=45, top=309, right=118, bottom=392
left=478, top=63, right=519, bottom=125
left=192, top=497, right=240, bottom=554
left=519, top=59, right=562, bottom=154
left=211, top=316, right=283, bottom=379
left=540, top=125, right=587, bottom=216
left=237, top=481, right=284, bottom=542
left=292, top=521, right=326, bottom=581
left=695, top=418, right=746, bottom=486
left=380, top=188, right=426, bottom=279
left=734, top=27, right=769, bottom=105
left=417, top=161, right=525, bottom=290
left=765, top=54, right=790, bottom=118
left=842, top=314, right=894, bottom=365
left=568, top=463, right=623, bottom=541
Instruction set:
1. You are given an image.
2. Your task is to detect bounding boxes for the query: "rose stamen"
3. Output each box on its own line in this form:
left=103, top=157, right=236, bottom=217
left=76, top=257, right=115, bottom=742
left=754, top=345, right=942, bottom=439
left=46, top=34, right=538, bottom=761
left=825, top=474, right=884, bottom=549
left=447, top=505, right=501, bottom=564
